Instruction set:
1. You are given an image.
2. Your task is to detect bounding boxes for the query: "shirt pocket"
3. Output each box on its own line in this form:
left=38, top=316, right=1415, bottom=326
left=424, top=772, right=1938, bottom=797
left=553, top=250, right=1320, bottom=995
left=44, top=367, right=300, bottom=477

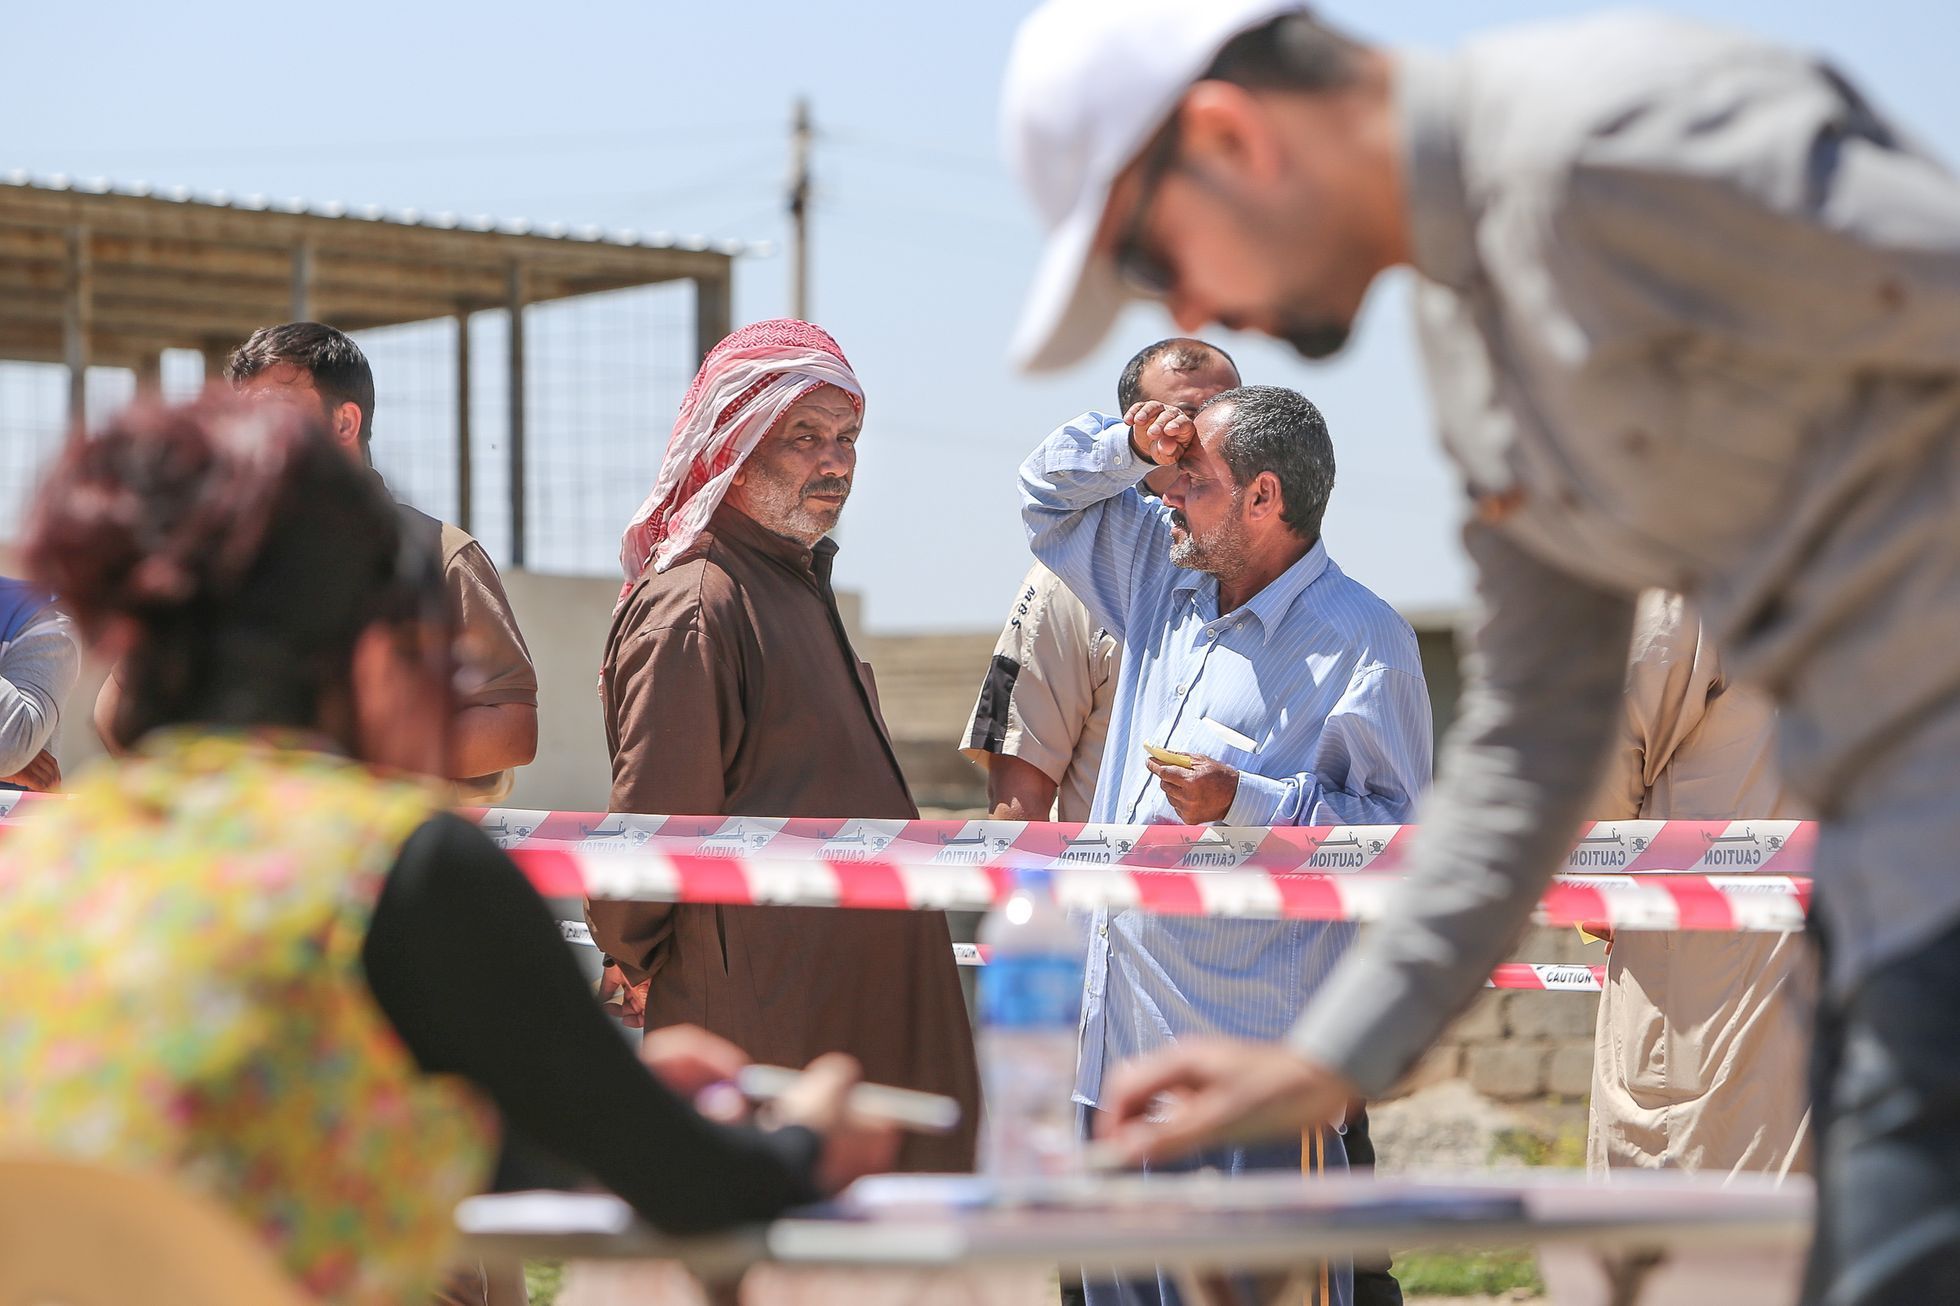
left=1190, top=709, right=1268, bottom=767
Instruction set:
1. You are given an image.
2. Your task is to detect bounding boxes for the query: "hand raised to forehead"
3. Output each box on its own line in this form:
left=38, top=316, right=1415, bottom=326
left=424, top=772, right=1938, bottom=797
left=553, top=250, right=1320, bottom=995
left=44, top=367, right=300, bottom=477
left=1124, top=401, right=1197, bottom=467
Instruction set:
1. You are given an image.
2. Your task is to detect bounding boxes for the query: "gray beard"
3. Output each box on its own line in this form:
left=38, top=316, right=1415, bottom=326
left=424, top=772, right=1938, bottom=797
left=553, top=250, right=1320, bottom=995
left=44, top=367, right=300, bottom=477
left=739, top=477, right=848, bottom=547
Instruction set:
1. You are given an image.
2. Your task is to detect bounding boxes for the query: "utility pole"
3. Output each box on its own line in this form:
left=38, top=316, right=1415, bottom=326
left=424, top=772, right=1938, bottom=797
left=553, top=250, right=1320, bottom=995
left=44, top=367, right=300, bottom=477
left=789, top=96, right=812, bottom=321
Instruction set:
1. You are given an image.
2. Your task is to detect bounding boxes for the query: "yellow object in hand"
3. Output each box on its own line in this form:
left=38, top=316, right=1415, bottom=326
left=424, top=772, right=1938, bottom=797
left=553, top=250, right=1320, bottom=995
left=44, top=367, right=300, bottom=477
left=1144, top=742, right=1198, bottom=768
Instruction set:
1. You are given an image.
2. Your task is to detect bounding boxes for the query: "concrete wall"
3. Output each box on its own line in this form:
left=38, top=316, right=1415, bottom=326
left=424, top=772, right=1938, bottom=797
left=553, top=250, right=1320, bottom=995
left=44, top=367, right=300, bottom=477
left=1389, top=924, right=1602, bottom=1104
left=500, top=570, right=621, bottom=812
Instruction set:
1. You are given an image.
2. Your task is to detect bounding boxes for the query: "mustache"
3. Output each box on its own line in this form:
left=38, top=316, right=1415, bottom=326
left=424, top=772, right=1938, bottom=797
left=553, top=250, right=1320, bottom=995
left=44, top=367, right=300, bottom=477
left=802, top=476, right=852, bottom=499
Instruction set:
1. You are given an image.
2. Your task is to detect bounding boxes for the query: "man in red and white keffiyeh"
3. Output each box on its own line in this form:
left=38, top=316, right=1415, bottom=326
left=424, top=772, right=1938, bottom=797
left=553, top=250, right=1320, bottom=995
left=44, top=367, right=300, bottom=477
left=619, top=318, right=865, bottom=584
left=591, top=319, right=984, bottom=1174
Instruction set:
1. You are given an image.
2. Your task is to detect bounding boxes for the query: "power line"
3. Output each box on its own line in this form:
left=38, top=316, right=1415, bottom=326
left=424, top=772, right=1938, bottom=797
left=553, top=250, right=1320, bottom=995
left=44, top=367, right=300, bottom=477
left=824, top=130, right=1003, bottom=176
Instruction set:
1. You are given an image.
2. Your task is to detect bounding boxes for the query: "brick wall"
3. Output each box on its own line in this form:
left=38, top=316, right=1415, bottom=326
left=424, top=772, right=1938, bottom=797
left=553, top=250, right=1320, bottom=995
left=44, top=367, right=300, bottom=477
left=1387, top=925, right=1604, bottom=1104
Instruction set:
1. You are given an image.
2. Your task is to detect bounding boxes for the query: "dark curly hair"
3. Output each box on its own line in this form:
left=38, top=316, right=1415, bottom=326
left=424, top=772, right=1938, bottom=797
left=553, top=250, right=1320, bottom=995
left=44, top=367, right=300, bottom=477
left=21, top=394, right=443, bottom=747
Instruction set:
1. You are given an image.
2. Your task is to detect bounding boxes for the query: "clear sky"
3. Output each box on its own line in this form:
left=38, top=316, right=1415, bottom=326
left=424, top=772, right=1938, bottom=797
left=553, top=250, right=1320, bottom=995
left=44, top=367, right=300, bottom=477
left=7, top=2, right=1954, bottom=630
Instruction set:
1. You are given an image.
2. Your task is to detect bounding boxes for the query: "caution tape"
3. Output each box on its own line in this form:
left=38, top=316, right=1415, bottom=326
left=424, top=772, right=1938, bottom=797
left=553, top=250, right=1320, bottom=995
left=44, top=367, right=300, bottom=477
left=0, top=792, right=1810, bottom=932
left=517, top=846, right=1809, bottom=933
left=469, top=809, right=1815, bottom=878
left=569, top=930, right=1604, bottom=991
left=576, top=932, right=1601, bottom=991
left=1485, top=963, right=1606, bottom=992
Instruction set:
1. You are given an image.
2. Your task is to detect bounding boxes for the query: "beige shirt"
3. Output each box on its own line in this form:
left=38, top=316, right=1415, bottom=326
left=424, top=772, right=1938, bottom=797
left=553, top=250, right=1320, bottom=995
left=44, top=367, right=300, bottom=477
left=1586, top=593, right=1813, bottom=1177
left=961, top=563, right=1118, bottom=822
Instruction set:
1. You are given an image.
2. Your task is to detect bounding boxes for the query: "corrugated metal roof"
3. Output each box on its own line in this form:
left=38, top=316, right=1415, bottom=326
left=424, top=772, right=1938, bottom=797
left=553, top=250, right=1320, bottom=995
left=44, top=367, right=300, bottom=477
left=1, top=169, right=773, bottom=259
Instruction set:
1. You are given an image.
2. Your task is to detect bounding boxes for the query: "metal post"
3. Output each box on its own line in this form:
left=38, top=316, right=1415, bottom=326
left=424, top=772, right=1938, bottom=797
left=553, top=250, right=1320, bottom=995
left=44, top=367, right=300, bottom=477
left=455, top=308, right=474, bottom=534
left=135, top=350, right=165, bottom=395
left=506, top=265, right=527, bottom=568
left=694, top=271, right=732, bottom=363
left=63, top=225, right=91, bottom=429
left=202, top=338, right=234, bottom=385
left=788, top=97, right=811, bottom=320
left=291, top=242, right=315, bottom=320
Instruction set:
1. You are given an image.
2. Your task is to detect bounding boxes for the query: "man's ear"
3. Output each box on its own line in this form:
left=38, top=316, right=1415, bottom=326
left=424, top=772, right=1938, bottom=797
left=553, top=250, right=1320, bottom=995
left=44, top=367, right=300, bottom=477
left=330, top=400, right=364, bottom=453
left=1181, top=80, right=1286, bottom=186
left=1242, top=470, right=1285, bottom=524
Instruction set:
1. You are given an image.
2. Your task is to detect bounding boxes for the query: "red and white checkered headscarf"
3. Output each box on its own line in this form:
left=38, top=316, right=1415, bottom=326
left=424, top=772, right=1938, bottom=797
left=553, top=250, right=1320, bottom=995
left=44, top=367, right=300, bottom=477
left=619, top=318, right=864, bottom=580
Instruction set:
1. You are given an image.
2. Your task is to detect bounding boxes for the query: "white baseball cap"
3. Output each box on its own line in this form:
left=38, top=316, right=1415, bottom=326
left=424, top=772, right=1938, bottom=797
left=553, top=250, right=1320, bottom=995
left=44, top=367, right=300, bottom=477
left=1001, top=0, right=1309, bottom=372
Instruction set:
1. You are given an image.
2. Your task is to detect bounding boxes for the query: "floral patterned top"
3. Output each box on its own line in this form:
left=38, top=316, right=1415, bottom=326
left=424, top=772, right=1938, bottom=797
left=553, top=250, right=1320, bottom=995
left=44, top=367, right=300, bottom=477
left=0, top=731, right=497, bottom=1303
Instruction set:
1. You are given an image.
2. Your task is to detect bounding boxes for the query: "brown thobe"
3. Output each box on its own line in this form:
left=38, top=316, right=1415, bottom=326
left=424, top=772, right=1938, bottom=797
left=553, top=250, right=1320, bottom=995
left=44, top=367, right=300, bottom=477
left=1585, top=592, right=1814, bottom=1178
left=587, top=504, right=979, bottom=1172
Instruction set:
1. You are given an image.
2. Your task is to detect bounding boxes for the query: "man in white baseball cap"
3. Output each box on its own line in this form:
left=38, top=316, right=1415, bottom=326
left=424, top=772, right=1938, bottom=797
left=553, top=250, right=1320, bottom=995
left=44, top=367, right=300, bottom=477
left=1002, top=6, right=1960, bottom=1303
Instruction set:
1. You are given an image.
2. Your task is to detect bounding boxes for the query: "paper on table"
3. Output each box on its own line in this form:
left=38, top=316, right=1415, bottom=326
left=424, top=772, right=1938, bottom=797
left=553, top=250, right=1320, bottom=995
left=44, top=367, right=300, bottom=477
left=456, top=1191, right=637, bottom=1237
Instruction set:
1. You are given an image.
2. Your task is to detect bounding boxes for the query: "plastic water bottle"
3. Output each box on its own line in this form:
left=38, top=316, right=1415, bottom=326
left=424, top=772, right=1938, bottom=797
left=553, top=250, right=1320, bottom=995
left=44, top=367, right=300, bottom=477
left=978, top=871, right=1085, bottom=1185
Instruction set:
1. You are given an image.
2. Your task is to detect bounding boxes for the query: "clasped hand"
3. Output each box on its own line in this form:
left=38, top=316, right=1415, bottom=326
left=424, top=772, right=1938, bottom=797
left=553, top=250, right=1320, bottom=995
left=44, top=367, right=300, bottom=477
left=1145, top=750, right=1240, bottom=825
left=1125, top=400, right=1197, bottom=466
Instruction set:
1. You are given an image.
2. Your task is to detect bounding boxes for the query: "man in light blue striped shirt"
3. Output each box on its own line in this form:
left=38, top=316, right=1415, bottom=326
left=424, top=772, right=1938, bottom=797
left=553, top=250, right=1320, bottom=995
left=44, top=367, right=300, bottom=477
left=1021, top=386, right=1430, bottom=1306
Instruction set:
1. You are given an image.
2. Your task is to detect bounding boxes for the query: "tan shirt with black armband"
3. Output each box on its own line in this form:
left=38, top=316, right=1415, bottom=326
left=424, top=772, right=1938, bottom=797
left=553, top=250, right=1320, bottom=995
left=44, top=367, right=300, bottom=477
left=962, top=562, right=1119, bottom=822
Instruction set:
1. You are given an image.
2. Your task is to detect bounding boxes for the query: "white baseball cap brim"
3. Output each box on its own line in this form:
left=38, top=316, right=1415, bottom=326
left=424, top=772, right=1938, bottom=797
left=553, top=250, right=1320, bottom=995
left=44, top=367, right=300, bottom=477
left=1002, top=0, right=1308, bottom=372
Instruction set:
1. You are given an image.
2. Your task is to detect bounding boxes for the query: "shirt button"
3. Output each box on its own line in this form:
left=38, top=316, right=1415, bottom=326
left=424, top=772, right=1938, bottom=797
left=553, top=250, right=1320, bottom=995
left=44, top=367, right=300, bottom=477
left=1175, top=685, right=1187, bottom=697
left=1205, top=629, right=1217, bottom=641
left=1099, top=921, right=1109, bottom=938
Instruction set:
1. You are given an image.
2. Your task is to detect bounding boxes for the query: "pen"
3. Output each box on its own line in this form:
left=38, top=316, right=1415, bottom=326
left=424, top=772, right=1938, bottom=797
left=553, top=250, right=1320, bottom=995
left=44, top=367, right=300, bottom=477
left=734, top=1064, right=963, bottom=1135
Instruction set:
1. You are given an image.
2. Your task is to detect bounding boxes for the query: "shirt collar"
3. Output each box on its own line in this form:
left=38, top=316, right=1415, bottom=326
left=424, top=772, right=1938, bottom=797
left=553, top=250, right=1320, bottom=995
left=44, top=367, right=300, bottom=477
left=1170, top=538, right=1333, bottom=643
left=1395, top=48, right=1481, bottom=293
left=709, top=500, right=835, bottom=575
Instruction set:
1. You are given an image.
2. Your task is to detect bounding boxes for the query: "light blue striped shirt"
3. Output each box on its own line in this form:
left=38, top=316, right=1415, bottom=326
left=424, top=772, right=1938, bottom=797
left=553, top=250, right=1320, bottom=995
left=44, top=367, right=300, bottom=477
left=1019, top=412, right=1433, bottom=1106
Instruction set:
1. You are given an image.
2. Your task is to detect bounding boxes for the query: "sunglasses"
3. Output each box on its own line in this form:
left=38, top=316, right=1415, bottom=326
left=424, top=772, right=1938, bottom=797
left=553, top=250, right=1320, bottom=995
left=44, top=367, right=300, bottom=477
left=1112, top=116, right=1185, bottom=300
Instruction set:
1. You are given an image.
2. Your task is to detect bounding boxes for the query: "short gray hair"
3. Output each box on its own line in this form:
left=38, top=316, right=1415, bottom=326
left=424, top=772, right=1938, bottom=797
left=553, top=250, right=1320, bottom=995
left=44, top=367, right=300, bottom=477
left=1202, top=385, right=1336, bottom=542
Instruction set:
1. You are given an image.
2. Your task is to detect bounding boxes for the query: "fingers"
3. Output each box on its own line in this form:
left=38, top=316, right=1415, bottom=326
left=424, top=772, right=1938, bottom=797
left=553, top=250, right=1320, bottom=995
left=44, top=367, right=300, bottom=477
left=639, top=1023, right=750, bottom=1096
left=1112, top=1092, right=1241, bottom=1167
left=1124, top=401, right=1193, bottom=466
left=774, top=1052, right=864, bottom=1134
left=1105, top=1044, right=1348, bottom=1167
left=1100, top=1049, right=1215, bottom=1131
left=12, top=750, right=59, bottom=792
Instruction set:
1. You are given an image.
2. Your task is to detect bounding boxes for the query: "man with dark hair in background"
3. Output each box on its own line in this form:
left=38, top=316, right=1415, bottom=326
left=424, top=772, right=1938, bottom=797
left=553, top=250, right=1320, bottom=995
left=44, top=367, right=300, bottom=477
left=962, top=337, right=1237, bottom=823
left=96, top=323, right=538, bottom=800
left=1021, top=384, right=1430, bottom=1306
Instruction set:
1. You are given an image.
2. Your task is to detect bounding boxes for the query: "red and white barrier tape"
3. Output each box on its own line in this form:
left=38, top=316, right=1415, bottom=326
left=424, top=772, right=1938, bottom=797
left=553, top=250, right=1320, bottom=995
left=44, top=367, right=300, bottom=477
left=469, top=810, right=1814, bottom=878
left=1485, top=963, right=1606, bottom=992
left=519, top=846, right=1809, bottom=933
left=0, top=792, right=1809, bottom=933
left=566, top=930, right=1605, bottom=991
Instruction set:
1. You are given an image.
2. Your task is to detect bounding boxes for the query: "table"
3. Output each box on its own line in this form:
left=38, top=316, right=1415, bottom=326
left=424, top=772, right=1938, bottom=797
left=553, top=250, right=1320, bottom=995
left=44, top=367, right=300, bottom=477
left=458, top=1170, right=1812, bottom=1306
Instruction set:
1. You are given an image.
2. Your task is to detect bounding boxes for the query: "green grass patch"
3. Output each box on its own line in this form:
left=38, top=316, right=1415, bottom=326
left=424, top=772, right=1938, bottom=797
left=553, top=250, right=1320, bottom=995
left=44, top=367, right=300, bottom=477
left=1488, top=1125, right=1587, bottom=1170
left=524, top=1260, right=563, bottom=1306
left=1391, top=1246, right=1544, bottom=1297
